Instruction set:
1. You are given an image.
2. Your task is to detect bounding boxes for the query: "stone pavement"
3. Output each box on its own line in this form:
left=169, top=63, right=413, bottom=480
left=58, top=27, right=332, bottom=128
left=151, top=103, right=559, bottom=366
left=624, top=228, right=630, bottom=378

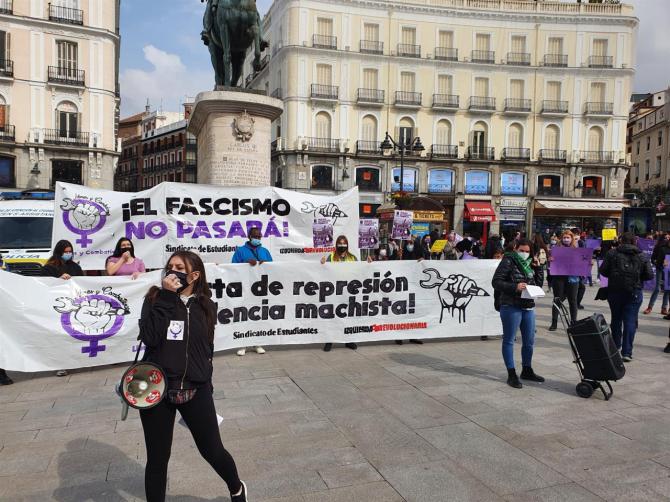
left=1, top=292, right=670, bottom=502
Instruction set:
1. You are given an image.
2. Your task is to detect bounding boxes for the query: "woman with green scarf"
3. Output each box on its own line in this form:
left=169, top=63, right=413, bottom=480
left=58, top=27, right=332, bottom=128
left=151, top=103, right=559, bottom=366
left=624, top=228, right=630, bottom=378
left=492, top=238, right=545, bottom=389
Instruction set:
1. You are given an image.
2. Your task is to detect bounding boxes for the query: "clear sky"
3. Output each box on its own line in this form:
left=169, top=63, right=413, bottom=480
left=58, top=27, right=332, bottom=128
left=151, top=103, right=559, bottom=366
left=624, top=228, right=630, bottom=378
left=119, top=0, right=670, bottom=116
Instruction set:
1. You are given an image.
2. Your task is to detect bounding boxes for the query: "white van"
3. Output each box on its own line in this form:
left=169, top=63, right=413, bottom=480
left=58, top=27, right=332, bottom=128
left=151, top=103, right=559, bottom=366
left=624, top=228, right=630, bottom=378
left=0, top=192, right=55, bottom=275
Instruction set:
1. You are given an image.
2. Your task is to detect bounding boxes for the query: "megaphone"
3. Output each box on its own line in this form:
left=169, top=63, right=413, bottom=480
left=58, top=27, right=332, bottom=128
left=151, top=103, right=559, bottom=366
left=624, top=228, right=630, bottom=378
left=117, top=362, right=166, bottom=419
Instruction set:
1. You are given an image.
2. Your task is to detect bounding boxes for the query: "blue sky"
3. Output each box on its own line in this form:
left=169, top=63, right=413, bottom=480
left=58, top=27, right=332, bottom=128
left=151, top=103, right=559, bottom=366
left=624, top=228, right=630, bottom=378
left=119, top=0, right=669, bottom=117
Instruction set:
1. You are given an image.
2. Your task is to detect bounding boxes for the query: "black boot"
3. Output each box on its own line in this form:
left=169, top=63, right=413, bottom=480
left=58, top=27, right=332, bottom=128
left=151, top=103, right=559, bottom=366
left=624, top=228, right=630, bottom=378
left=345, top=342, right=358, bottom=350
left=323, top=343, right=333, bottom=352
left=548, top=322, right=557, bottom=331
left=520, top=366, right=545, bottom=383
left=506, top=368, right=522, bottom=389
left=664, top=343, right=670, bottom=354
left=395, top=340, right=403, bottom=345
left=0, top=368, right=13, bottom=386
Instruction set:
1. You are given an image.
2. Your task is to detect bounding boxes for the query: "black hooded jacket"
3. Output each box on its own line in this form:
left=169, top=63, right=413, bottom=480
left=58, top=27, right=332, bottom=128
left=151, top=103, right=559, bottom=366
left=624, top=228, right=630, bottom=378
left=139, top=289, right=216, bottom=389
left=492, top=254, right=544, bottom=309
left=599, top=244, right=654, bottom=292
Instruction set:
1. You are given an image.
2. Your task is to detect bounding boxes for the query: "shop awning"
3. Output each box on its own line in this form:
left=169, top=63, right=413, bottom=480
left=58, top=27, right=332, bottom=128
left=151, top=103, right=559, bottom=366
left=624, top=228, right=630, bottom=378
left=465, top=202, right=496, bottom=222
left=535, top=200, right=627, bottom=212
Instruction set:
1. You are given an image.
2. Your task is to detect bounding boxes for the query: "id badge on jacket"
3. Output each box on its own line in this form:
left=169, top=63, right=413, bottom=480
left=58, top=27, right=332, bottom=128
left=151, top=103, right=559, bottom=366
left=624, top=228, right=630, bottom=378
left=167, top=320, right=184, bottom=341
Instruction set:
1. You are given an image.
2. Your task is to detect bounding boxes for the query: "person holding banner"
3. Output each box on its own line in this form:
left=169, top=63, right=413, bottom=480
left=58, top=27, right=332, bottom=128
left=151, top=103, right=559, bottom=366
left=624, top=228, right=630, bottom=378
left=138, top=250, right=248, bottom=502
left=548, top=231, right=580, bottom=331
left=231, top=226, right=272, bottom=356
left=492, top=238, right=545, bottom=389
left=321, top=235, right=366, bottom=352
left=41, top=239, right=84, bottom=280
left=643, top=233, right=670, bottom=315
left=105, top=238, right=146, bottom=279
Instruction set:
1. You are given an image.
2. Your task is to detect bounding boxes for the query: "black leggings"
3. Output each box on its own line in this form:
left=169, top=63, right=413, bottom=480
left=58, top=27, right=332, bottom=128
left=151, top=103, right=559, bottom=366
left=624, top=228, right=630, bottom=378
left=551, top=277, right=579, bottom=325
left=140, top=387, right=241, bottom=502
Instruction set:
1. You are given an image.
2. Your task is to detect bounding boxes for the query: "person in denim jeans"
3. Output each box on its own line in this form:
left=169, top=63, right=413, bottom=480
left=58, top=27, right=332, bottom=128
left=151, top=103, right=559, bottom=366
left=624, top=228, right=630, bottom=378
left=492, top=238, right=545, bottom=389
left=643, top=233, right=670, bottom=315
left=599, top=233, right=654, bottom=362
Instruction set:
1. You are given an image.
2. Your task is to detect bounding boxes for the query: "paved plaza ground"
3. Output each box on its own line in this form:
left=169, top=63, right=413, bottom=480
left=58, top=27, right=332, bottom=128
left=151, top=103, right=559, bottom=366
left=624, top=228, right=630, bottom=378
left=1, top=292, right=670, bottom=501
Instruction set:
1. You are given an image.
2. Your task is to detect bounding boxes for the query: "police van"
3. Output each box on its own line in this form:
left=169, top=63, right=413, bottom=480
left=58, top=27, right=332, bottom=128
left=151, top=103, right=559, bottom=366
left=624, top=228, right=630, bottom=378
left=0, top=190, right=55, bottom=275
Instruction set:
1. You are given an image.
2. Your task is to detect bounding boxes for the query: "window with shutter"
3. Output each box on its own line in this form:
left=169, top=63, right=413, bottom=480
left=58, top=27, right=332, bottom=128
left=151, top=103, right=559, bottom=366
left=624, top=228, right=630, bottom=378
left=507, top=124, right=523, bottom=149
left=510, top=79, right=524, bottom=100
left=593, top=39, right=608, bottom=57
left=436, top=120, right=451, bottom=145
left=437, top=75, right=453, bottom=94
left=438, top=30, right=453, bottom=48
left=315, top=112, right=331, bottom=139
left=316, top=64, right=332, bottom=85
left=511, top=35, right=526, bottom=53
left=363, top=68, right=378, bottom=89
left=587, top=127, right=604, bottom=151
left=402, top=27, right=416, bottom=45
left=317, top=18, right=333, bottom=36
left=57, top=41, right=78, bottom=77
left=547, top=81, right=561, bottom=101
left=475, top=34, right=490, bottom=52
left=364, top=23, right=379, bottom=42
left=544, top=125, right=560, bottom=150
left=548, top=37, right=563, bottom=54
left=590, top=82, right=606, bottom=102
left=475, top=77, right=488, bottom=97
left=400, top=72, right=415, bottom=92
left=398, top=117, right=414, bottom=146
left=361, top=115, right=377, bottom=142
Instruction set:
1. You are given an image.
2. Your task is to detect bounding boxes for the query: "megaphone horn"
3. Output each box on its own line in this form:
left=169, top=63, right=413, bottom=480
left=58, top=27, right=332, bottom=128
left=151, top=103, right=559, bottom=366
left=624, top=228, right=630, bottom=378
left=119, top=362, right=166, bottom=411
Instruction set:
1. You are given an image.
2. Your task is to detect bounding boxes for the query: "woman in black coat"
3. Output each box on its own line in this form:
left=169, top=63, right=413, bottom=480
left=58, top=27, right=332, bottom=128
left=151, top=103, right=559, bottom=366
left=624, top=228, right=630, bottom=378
left=41, top=239, right=83, bottom=279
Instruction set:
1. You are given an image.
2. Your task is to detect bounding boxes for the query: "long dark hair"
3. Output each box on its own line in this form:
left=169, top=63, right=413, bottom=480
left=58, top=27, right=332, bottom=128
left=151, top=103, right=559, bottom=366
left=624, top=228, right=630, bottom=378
left=332, top=235, right=356, bottom=262
left=145, top=251, right=216, bottom=339
left=111, top=237, right=135, bottom=258
left=45, top=239, right=74, bottom=268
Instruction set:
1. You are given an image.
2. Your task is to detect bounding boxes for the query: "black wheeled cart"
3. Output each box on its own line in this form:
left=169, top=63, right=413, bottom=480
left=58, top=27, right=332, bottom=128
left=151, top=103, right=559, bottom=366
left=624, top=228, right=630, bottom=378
left=554, top=302, right=625, bottom=400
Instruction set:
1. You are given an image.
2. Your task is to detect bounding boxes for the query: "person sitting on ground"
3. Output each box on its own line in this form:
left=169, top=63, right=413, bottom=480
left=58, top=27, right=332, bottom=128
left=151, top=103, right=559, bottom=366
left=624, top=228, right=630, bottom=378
left=105, top=237, right=146, bottom=279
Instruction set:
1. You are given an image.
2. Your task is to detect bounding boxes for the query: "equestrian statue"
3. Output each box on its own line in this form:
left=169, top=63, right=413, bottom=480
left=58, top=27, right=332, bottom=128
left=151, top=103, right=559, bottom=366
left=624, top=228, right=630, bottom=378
left=201, top=0, right=269, bottom=87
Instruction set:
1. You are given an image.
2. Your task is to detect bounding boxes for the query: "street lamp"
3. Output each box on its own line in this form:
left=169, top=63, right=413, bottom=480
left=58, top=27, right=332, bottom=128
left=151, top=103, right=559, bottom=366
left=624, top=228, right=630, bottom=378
left=380, top=131, right=424, bottom=194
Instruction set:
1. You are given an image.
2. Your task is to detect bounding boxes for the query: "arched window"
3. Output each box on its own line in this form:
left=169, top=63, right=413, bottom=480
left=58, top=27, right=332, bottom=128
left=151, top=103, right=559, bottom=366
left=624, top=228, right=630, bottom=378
left=391, top=167, right=417, bottom=192
left=311, top=164, right=333, bottom=190
left=507, top=123, right=523, bottom=149
left=586, top=126, right=604, bottom=162
left=428, top=169, right=454, bottom=194
left=544, top=125, right=560, bottom=151
left=465, top=170, right=491, bottom=195
left=501, top=171, right=526, bottom=195
left=398, top=116, right=414, bottom=145
left=469, top=121, right=488, bottom=158
left=55, top=101, right=79, bottom=140
left=582, top=175, right=605, bottom=197
left=435, top=120, right=452, bottom=145
left=360, top=115, right=377, bottom=142
left=356, top=166, right=381, bottom=191
left=537, top=174, right=562, bottom=196
left=315, top=112, right=331, bottom=139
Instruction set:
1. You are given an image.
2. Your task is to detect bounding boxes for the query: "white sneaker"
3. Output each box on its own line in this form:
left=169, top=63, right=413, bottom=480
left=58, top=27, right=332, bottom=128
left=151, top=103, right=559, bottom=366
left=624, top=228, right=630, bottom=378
left=236, top=348, right=246, bottom=356
left=255, top=346, right=266, bottom=354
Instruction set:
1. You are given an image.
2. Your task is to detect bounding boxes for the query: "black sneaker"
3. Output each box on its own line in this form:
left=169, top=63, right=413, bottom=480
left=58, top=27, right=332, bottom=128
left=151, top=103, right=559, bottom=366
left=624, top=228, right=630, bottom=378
left=520, top=367, right=545, bottom=383
left=409, top=339, right=423, bottom=344
left=323, top=343, right=333, bottom=352
left=664, top=343, right=670, bottom=354
left=507, top=369, right=522, bottom=389
left=548, top=324, right=557, bottom=332
left=622, top=355, right=632, bottom=362
left=395, top=340, right=403, bottom=345
left=578, top=305, right=585, bottom=310
left=0, top=369, right=13, bottom=386
left=231, top=480, right=247, bottom=502
left=345, top=342, right=358, bottom=350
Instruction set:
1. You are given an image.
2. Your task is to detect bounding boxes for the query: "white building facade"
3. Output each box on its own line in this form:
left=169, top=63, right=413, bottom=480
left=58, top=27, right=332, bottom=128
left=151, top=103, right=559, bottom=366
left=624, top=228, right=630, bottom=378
left=247, top=0, right=638, bottom=237
left=0, top=0, right=120, bottom=191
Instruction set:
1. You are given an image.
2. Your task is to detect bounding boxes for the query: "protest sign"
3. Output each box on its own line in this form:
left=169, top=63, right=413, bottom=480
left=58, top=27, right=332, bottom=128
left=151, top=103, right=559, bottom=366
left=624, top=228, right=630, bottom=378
left=312, top=218, right=334, bottom=247
left=52, top=182, right=360, bottom=269
left=597, top=260, right=608, bottom=287
left=585, top=239, right=602, bottom=250
left=637, top=238, right=656, bottom=291
left=431, top=240, right=447, bottom=254
left=602, top=228, right=617, bottom=241
left=358, top=219, right=379, bottom=250
left=549, top=247, right=593, bottom=276
left=0, top=261, right=500, bottom=372
left=391, top=210, right=413, bottom=240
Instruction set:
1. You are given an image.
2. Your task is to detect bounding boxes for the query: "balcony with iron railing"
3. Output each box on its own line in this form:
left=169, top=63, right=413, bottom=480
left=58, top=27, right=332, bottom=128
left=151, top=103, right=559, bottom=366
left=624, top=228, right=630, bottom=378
left=356, top=140, right=379, bottom=155
left=543, top=54, right=568, bottom=67
left=585, top=102, right=614, bottom=115
left=245, top=73, right=254, bottom=87
left=0, top=124, right=15, bottom=142
left=504, top=98, right=532, bottom=113
left=582, top=187, right=606, bottom=197
left=360, top=40, right=383, bottom=55
left=468, top=96, right=496, bottom=111
left=306, top=137, right=340, bottom=153
left=541, top=100, right=569, bottom=114
left=502, top=148, right=531, bottom=161
left=394, top=91, right=422, bottom=107
left=430, top=144, right=458, bottom=159
left=43, top=129, right=89, bottom=147
left=0, top=58, right=13, bottom=78
left=539, top=149, right=567, bottom=162
left=581, top=151, right=614, bottom=164
left=313, top=34, right=337, bottom=49
left=588, top=55, right=614, bottom=68
left=48, top=2, right=83, bottom=25
left=0, top=0, right=12, bottom=15
left=432, top=94, right=459, bottom=109
left=259, top=54, right=270, bottom=70
left=536, top=186, right=563, bottom=197
left=271, top=88, right=282, bottom=99
left=357, top=88, right=385, bottom=104
left=48, top=66, right=85, bottom=86
left=467, top=146, right=495, bottom=160
left=310, top=84, right=338, bottom=101
left=471, top=50, right=495, bottom=63
left=397, top=44, right=421, bottom=58
left=434, top=47, right=458, bottom=61
left=506, top=52, right=530, bottom=66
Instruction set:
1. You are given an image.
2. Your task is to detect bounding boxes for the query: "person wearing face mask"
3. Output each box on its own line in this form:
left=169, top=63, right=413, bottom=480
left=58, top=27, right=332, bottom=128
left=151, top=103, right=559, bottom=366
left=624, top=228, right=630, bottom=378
left=139, top=251, right=249, bottom=502
left=231, top=226, right=273, bottom=356
left=643, top=233, right=670, bottom=315
left=492, top=238, right=545, bottom=388
left=402, top=238, right=418, bottom=260
left=442, top=231, right=459, bottom=260
left=106, top=238, right=146, bottom=279
left=548, top=231, right=580, bottom=331
left=417, top=234, right=432, bottom=260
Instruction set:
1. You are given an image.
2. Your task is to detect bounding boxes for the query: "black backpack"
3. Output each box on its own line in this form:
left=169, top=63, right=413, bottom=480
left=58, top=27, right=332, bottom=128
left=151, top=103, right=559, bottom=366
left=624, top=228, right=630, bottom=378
left=608, top=251, right=643, bottom=293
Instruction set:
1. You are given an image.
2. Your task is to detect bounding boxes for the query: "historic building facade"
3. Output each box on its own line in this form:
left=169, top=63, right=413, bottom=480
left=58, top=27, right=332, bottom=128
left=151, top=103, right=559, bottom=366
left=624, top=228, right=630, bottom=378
left=246, top=0, right=637, bottom=236
left=0, top=0, right=121, bottom=190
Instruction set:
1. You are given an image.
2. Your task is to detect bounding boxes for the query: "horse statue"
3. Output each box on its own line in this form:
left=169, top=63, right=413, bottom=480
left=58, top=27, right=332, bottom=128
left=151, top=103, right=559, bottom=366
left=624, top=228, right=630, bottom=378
left=201, top=0, right=269, bottom=88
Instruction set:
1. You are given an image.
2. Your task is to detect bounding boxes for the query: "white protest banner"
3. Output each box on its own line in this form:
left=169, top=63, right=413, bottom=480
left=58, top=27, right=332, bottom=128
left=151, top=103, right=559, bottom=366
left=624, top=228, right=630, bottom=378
left=0, top=260, right=501, bottom=372
left=52, top=182, right=359, bottom=269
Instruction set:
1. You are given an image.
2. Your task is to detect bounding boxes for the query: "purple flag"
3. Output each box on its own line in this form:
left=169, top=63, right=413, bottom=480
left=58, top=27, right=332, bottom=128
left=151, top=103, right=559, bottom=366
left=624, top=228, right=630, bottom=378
left=585, top=239, right=602, bottom=250
left=637, top=238, right=656, bottom=291
left=550, top=247, right=593, bottom=276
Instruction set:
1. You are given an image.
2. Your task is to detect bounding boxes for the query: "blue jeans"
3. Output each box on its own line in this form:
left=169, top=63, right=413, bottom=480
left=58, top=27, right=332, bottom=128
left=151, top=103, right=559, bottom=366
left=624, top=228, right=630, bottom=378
left=500, top=305, right=536, bottom=369
left=607, top=289, right=643, bottom=357
left=646, top=268, right=669, bottom=310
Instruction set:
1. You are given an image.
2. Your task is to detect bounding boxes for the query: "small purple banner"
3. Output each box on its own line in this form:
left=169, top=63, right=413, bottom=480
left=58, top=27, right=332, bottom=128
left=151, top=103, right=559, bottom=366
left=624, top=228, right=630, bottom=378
left=665, top=254, right=670, bottom=291
left=597, top=260, right=608, bottom=287
left=637, top=238, right=656, bottom=291
left=391, top=210, right=413, bottom=241
left=550, top=247, right=594, bottom=276
left=585, top=238, right=602, bottom=250
left=461, top=253, right=478, bottom=260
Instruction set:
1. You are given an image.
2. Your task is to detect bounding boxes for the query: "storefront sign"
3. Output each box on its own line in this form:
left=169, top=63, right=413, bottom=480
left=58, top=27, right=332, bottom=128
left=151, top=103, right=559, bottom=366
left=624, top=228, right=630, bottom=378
left=411, top=222, right=430, bottom=237
left=428, top=170, right=454, bottom=194
left=500, top=209, right=526, bottom=221
left=500, top=173, right=525, bottom=196
left=413, top=211, right=444, bottom=222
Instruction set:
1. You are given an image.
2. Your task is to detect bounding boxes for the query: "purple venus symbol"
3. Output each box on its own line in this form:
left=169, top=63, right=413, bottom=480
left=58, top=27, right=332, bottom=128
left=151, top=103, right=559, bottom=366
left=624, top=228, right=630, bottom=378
left=61, top=199, right=108, bottom=248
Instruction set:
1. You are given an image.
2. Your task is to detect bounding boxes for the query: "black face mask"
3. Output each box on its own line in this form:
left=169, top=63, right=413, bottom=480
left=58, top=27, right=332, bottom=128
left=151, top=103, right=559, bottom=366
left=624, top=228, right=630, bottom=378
left=336, top=245, right=348, bottom=253
left=121, top=247, right=132, bottom=254
left=166, top=270, right=189, bottom=293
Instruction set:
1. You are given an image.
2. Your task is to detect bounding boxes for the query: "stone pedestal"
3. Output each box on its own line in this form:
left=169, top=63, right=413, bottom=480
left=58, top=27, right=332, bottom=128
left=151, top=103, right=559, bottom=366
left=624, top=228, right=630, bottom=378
left=187, top=89, right=283, bottom=186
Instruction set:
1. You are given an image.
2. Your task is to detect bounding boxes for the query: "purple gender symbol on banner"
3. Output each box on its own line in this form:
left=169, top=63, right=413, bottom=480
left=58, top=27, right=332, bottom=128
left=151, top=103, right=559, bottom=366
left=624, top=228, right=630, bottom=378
left=61, top=199, right=107, bottom=248
left=60, top=294, right=125, bottom=357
